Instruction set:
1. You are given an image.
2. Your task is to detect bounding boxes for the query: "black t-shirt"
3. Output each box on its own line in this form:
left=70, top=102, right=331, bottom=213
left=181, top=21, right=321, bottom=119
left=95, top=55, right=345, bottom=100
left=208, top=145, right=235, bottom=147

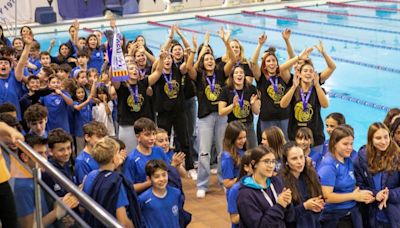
left=195, top=69, right=227, bottom=118
left=219, top=85, right=257, bottom=124
left=153, top=63, right=184, bottom=112
left=287, top=86, right=325, bottom=146
left=215, top=57, right=253, bottom=77
left=257, top=73, right=291, bottom=121
left=116, top=77, right=152, bottom=125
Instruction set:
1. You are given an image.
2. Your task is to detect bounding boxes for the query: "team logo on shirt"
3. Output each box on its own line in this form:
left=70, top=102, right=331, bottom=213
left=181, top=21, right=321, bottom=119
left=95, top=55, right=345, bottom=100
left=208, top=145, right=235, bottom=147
left=164, top=80, right=180, bottom=99
left=172, top=205, right=179, bottom=216
left=233, top=100, right=250, bottom=119
left=205, top=84, right=222, bottom=101
left=294, top=102, right=313, bottom=123
left=127, top=94, right=144, bottom=112
left=349, top=171, right=355, bottom=180
left=54, top=98, right=61, bottom=105
left=267, top=84, right=285, bottom=104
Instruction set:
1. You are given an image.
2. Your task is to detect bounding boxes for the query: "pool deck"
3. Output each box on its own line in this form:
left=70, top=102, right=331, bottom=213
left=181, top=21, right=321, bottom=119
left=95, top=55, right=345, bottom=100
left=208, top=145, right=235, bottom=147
left=183, top=175, right=231, bottom=228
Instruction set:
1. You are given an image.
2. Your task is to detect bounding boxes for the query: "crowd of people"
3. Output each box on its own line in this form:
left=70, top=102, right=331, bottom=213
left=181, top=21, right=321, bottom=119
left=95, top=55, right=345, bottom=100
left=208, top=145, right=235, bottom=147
left=0, top=17, right=400, bottom=228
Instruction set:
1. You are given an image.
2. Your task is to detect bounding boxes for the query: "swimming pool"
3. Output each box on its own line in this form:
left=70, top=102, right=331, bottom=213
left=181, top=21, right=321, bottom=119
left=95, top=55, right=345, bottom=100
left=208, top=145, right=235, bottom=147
left=35, top=0, right=398, bottom=149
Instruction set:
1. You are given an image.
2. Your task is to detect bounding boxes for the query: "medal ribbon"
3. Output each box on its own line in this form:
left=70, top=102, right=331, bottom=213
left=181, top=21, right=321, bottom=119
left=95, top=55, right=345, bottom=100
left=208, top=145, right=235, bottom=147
left=127, top=83, right=139, bottom=104
left=206, top=73, right=216, bottom=93
left=233, top=89, right=244, bottom=109
left=300, top=86, right=313, bottom=111
left=163, top=71, right=173, bottom=91
left=268, top=75, right=279, bottom=93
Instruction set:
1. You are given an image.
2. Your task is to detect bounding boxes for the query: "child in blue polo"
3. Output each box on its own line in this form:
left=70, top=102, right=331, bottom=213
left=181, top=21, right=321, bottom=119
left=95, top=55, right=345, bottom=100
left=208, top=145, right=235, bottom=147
left=74, top=121, right=108, bottom=184
left=122, top=117, right=173, bottom=194
left=82, top=137, right=141, bottom=228
left=139, top=159, right=182, bottom=228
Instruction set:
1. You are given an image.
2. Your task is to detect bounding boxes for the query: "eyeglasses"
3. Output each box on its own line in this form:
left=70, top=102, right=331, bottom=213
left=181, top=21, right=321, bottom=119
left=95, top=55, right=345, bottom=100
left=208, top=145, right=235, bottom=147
left=259, top=159, right=276, bottom=165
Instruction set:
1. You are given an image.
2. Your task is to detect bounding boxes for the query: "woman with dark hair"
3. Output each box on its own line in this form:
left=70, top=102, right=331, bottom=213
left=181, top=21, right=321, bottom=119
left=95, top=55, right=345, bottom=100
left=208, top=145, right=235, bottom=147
left=86, top=34, right=104, bottom=72
left=383, top=108, right=400, bottom=128
left=51, top=43, right=77, bottom=68
left=322, top=112, right=346, bottom=157
left=0, top=25, right=11, bottom=47
left=390, top=117, right=400, bottom=147
left=354, top=122, right=400, bottom=227
left=227, top=149, right=253, bottom=228
left=251, top=32, right=311, bottom=139
left=280, top=61, right=329, bottom=150
left=318, top=125, right=374, bottom=227
left=280, top=142, right=324, bottom=228
left=219, top=65, right=260, bottom=149
left=186, top=30, right=235, bottom=198
left=237, top=145, right=295, bottom=227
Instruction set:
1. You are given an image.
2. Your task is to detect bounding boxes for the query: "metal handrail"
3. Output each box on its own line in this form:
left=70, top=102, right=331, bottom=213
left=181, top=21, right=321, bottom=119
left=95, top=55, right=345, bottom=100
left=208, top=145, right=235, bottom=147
left=14, top=140, right=124, bottom=228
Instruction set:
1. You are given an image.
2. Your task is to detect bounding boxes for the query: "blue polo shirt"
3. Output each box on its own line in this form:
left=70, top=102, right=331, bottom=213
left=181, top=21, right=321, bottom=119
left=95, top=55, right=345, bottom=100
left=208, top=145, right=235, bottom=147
left=138, top=186, right=181, bottom=228
left=0, top=71, right=23, bottom=120
left=75, top=150, right=99, bottom=185
left=227, top=182, right=240, bottom=228
left=73, top=100, right=93, bottom=137
left=122, top=146, right=169, bottom=185
left=318, top=152, right=356, bottom=211
left=82, top=170, right=129, bottom=209
left=14, top=178, right=50, bottom=218
left=41, top=92, right=71, bottom=133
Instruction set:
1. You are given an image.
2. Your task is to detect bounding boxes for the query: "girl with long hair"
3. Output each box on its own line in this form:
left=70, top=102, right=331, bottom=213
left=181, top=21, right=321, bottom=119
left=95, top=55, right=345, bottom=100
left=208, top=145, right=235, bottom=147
left=221, top=121, right=247, bottom=192
left=318, top=125, right=374, bottom=227
left=251, top=32, right=311, bottom=138
left=354, top=122, right=400, bottom=227
left=295, top=127, right=322, bottom=169
left=280, top=61, right=329, bottom=150
left=237, top=145, right=294, bottom=227
left=186, top=30, right=235, bottom=198
left=219, top=65, right=260, bottom=149
left=227, top=149, right=253, bottom=228
left=86, top=34, right=104, bottom=72
left=280, top=142, right=324, bottom=228
left=261, top=126, right=286, bottom=171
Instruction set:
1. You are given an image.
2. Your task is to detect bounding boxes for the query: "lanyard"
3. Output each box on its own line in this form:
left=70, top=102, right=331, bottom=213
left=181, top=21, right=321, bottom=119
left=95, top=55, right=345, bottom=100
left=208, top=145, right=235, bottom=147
left=300, top=86, right=313, bottom=111
left=206, top=73, right=216, bottom=93
left=163, top=71, right=173, bottom=91
left=233, top=89, right=244, bottom=109
left=268, top=75, right=279, bottom=93
left=127, top=83, right=139, bottom=104
left=138, top=68, right=147, bottom=78
left=261, top=183, right=278, bottom=207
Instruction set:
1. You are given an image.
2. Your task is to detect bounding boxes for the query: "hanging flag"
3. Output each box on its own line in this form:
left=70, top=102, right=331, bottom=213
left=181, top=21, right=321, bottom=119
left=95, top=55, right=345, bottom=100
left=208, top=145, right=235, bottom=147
left=111, top=29, right=129, bottom=81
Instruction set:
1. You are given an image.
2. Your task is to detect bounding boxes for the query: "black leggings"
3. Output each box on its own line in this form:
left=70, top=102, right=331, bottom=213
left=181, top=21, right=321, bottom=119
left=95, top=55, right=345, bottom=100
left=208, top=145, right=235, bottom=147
left=0, top=181, right=18, bottom=228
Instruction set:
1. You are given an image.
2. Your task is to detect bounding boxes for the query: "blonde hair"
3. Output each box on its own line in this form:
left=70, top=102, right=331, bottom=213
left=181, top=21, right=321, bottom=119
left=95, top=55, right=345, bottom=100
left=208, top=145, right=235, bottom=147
left=92, top=137, right=120, bottom=165
left=222, top=39, right=248, bottom=64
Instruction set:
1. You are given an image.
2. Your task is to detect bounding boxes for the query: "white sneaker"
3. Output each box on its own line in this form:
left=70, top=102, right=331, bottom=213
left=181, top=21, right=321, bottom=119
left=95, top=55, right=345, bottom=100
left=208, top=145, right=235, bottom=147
left=210, top=168, right=218, bottom=175
left=196, top=189, right=206, bottom=198
left=188, top=169, right=198, bottom=181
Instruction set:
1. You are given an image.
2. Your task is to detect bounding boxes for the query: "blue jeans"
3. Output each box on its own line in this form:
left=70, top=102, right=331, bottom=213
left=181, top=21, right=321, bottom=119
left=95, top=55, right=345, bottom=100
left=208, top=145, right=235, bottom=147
left=118, top=125, right=137, bottom=153
left=260, top=119, right=289, bottom=141
left=184, top=96, right=198, bottom=162
left=197, top=112, right=227, bottom=191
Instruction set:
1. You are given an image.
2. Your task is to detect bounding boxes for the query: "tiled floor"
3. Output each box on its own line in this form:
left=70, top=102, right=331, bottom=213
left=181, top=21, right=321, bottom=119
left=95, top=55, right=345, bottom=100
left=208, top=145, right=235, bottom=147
left=182, top=175, right=231, bottom=228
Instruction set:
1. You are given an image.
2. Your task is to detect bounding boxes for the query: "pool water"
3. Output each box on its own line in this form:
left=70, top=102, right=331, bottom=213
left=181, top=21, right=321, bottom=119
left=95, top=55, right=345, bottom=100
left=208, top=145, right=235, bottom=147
left=36, top=0, right=399, bottom=149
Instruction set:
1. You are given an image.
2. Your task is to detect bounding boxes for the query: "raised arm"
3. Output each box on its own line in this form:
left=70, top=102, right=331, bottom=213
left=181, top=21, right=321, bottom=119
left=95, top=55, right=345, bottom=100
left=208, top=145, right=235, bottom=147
left=176, top=26, right=191, bottom=48
left=280, top=74, right=298, bottom=108
left=250, top=33, right=267, bottom=81
left=220, top=28, right=236, bottom=76
left=315, top=41, right=336, bottom=83
left=282, top=29, right=295, bottom=59
left=279, top=48, right=313, bottom=83
left=163, top=25, right=176, bottom=52
left=193, top=31, right=210, bottom=71
left=47, top=39, right=56, bottom=53
left=15, top=35, right=33, bottom=82
left=186, top=34, right=198, bottom=81
left=313, top=73, right=329, bottom=108
left=148, top=49, right=168, bottom=86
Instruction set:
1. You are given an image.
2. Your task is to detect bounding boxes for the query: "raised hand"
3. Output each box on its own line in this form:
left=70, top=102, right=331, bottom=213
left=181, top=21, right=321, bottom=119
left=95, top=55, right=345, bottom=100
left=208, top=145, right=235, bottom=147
left=258, top=32, right=267, bottom=45
left=298, top=47, right=313, bottom=60
left=171, top=152, right=186, bottom=167
left=293, top=74, right=300, bottom=88
left=233, top=95, right=239, bottom=107
left=282, top=28, right=291, bottom=41
left=250, top=94, right=259, bottom=105
left=314, top=40, right=324, bottom=54
left=73, top=19, right=80, bottom=30
left=23, top=34, right=34, bottom=46
left=192, top=34, right=197, bottom=50
left=313, top=71, right=320, bottom=86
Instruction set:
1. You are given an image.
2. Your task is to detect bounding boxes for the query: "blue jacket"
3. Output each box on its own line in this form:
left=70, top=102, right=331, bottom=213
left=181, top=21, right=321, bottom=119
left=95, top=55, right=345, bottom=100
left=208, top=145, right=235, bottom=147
left=83, top=170, right=142, bottom=228
left=353, top=148, right=400, bottom=228
left=237, top=175, right=295, bottom=228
